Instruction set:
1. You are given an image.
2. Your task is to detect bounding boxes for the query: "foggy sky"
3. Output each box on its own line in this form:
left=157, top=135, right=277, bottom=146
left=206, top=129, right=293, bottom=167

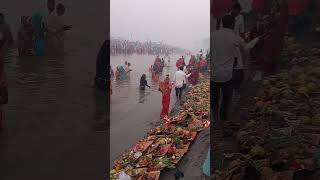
left=111, top=0, right=210, bottom=51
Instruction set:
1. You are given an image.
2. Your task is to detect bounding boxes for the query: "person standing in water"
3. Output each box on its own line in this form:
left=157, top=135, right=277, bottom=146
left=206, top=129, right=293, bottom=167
left=140, top=74, right=150, bottom=90
left=32, top=13, right=46, bottom=56
left=17, top=16, right=34, bottom=56
left=45, top=0, right=56, bottom=47
left=0, top=32, right=9, bottom=133
left=119, top=65, right=125, bottom=80
left=47, top=3, right=72, bottom=50
left=125, top=62, right=132, bottom=76
left=159, top=75, right=172, bottom=118
left=0, top=13, right=14, bottom=52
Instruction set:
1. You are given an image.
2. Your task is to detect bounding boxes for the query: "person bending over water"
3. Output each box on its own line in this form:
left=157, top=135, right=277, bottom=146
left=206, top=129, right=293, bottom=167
left=140, top=74, right=150, bottom=90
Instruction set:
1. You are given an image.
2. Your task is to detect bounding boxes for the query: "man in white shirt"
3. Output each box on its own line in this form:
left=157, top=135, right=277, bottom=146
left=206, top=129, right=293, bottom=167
left=211, top=15, right=259, bottom=125
left=173, top=66, right=191, bottom=100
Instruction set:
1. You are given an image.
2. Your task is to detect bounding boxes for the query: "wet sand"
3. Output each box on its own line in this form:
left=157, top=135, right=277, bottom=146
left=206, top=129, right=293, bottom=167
left=0, top=1, right=108, bottom=179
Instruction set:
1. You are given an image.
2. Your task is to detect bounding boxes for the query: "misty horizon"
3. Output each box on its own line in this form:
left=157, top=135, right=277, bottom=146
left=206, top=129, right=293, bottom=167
left=110, top=0, right=210, bottom=52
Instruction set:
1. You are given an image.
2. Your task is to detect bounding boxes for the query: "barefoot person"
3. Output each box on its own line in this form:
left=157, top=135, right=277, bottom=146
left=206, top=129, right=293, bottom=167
left=159, top=75, right=172, bottom=119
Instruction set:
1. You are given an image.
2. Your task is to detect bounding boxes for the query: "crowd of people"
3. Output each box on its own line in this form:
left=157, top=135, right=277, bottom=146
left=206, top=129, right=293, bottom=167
left=0, top=0, right=72, bottom=132
left=211, top=0, right=313, bottom=135
left=3, top=0, right=71, bottom=57
left=157, top=52, right=209, bottom=119
left=110, top=37, right=186, bottom=56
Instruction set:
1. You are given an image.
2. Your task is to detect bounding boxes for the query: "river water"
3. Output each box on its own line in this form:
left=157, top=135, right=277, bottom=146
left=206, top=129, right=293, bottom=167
left=110, top=54, right=186, bottom=165
left=0, top=0, right=108, bottom=180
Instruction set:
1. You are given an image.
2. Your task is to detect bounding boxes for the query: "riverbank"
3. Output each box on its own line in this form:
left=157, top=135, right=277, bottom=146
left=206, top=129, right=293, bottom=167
left=211, top=33, right=320, bottom=180
left=110, top=74, right=210, bottom=180
left=159, top=75, right=210, bottom=180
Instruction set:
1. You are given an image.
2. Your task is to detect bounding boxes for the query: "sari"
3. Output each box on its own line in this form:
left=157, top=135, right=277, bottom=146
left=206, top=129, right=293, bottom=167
left=176, top=58, right=183, bottom=69
left=32, top=13, right=45, bottom=56
left=159, top=80, right=172, bottom=118
left=188, top=67, right=199, bottom=86
left=119, top=65, right=125, bottom=80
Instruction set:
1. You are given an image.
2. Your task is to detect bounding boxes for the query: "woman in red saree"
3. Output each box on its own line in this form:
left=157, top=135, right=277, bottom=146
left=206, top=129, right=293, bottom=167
left=159, top=75, right=172, bottom=118
left=188, top=65, right=200, bottom=86
left=176, top=58, right=183, bottom=69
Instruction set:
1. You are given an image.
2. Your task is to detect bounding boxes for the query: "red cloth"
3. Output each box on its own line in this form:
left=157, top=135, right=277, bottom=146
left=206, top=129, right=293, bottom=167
left=188, top=69, right=199, bottom=86
left=189, top=58, right=195, bottom=66
left=176, top=59, right=183, bottom=69
left=252, top=0, right=267, bottom=14
left=212, top=0, right=233, bottom=18
left=287, top=0, right=301, bottom=16
left=160, top=81, right=172, bottom=117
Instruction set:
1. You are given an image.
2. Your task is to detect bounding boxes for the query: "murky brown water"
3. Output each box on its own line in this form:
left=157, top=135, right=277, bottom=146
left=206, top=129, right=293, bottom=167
left=0, top=1, right=108, bottom=180
left=110, top=54, right=188, bottom=165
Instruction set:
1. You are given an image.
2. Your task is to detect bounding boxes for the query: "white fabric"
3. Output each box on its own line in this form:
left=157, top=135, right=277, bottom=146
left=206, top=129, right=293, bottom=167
left=211, top=28, right=259, bottom=82
left=173, top=70, right=191, bottom=88
left=235, top=14, right=245, bottom=35
left=239, top=0, right=253, bottom=13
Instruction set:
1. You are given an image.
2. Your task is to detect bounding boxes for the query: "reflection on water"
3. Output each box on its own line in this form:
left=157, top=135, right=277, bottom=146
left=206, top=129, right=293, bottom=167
left=110, top=54, right=188, bottom=165
left=139, top=90, right=151, bottom=104
left=1, top=0, right=108, bottom=179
